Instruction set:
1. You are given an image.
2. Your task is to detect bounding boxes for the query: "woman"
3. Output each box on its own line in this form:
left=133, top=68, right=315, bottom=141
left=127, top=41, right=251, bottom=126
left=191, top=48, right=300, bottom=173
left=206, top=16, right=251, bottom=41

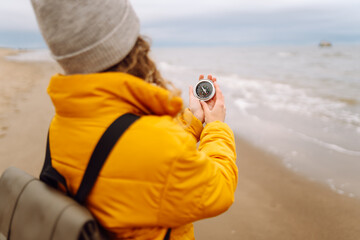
left=31, top=0, right=238, bottom=239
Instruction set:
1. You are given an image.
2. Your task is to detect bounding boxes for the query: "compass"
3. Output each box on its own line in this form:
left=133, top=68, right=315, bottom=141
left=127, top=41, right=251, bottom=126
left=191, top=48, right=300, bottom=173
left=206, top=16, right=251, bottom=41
left=193, top=79, right=215, bottom=101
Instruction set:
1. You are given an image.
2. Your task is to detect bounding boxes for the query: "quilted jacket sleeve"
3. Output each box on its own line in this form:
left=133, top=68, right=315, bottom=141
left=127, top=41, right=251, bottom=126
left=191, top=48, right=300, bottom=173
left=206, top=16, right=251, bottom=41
left=176, top=108, right=203, bottom=142
left=158, top=121, right=238, bottom=226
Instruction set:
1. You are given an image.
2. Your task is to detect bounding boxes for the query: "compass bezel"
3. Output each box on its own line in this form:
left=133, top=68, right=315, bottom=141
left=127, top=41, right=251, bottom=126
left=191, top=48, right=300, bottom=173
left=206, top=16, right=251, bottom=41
left=193, top=79, right=216, bottom=101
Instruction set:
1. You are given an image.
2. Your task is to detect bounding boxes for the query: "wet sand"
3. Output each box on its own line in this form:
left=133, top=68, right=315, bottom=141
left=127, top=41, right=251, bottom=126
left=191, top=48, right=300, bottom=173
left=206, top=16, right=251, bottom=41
left=195, top=137, right=360, bottom=240
left=1, top=48, right=360, bottom=240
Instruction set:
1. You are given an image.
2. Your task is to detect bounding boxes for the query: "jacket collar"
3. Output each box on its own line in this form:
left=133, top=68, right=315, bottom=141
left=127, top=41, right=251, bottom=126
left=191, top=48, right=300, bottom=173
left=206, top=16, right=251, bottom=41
left=48, top=72, right=183, bottom=118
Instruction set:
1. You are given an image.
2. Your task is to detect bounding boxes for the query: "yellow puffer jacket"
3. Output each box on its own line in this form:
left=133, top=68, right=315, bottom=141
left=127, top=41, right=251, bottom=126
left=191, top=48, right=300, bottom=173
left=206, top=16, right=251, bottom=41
left=47, top=72, right=238, bottom=240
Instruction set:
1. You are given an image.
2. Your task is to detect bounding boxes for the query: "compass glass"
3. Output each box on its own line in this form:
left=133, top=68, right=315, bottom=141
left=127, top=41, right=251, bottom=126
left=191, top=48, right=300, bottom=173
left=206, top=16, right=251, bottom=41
left=196, top=81, right=213, bottom=99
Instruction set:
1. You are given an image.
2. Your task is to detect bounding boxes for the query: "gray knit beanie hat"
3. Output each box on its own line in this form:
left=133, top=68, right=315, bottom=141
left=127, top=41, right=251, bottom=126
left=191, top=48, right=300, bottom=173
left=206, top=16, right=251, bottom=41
left=31, top=0, right=140, bottom=74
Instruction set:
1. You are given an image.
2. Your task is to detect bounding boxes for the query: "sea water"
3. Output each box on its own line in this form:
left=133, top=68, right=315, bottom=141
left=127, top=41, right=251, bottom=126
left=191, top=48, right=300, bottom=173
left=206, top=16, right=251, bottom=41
left=7, top=44, right=360, bottom=197
left=151, top=45, right=360, bottom=198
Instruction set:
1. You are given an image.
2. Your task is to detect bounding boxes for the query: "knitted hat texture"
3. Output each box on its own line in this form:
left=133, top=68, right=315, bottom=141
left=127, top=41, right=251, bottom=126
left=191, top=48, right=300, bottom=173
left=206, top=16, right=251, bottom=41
left=31, top=0, right=140, bottom=74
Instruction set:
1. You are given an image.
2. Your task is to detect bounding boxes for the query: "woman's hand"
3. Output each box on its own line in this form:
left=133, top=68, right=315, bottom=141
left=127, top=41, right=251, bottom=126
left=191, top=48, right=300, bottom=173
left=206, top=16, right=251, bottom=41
left=189, top=74, right=219, bottom=123
left=189, top=76, right=204, bottom=123
left=200, top=81, right=226, bottom=124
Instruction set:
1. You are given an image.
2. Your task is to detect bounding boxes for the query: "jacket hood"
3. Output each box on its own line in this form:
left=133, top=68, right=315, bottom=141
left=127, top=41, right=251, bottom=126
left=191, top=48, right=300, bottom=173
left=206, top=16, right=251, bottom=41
left=47, top=72, right=183, bottom=118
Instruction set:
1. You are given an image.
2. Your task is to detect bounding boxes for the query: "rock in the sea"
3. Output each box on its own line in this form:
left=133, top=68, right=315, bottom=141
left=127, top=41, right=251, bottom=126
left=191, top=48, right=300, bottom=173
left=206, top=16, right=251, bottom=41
left=319, top=41, right=332, bottom=47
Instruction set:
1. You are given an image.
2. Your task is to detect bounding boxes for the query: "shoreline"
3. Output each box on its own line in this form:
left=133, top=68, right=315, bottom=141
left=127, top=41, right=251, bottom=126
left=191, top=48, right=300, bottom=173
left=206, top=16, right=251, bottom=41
left=196, top=136, right=360, bottom=240
left=1, top=48, right=360, bottom=239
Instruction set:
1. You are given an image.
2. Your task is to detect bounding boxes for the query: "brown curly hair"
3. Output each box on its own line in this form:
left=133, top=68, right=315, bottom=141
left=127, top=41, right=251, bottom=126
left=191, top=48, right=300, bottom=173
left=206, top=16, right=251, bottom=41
left=105, top=36, right=180, bottom=96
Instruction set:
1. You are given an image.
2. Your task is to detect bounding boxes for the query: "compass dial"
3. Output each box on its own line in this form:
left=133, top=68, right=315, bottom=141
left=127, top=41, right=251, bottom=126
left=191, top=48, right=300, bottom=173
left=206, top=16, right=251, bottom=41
left=194, top=79, right=215, bottom=101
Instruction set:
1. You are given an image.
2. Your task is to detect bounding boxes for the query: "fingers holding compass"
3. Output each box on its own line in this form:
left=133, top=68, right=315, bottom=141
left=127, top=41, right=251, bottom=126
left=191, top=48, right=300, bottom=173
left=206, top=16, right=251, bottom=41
left=204, top=74, right=217, bottom=110
left=207, top=74, right=217, bottom=83
left=200, top=81, right=226, bottom=123
left=191, top=74, right=221, bottom=121
left=189, top=84, right=205, bottom=123
left=199, top=74, right=217, bottom=83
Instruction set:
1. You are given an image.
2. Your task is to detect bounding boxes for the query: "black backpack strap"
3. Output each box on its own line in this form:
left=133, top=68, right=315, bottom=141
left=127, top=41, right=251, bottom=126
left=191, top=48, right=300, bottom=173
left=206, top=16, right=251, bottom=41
left=74, top=113, right=140, bottom=204
left=40, top=113, right=140, bottom=200
left=40, top=133, right=70, bottom=195
left=164, top=228, right=172, bottom=240
left=40, top=113, right=172, bottom=239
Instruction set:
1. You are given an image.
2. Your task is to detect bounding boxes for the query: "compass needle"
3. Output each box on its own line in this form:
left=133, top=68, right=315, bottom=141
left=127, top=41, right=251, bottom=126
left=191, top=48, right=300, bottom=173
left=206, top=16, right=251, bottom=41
left=202, top=86, right=207, bottom=94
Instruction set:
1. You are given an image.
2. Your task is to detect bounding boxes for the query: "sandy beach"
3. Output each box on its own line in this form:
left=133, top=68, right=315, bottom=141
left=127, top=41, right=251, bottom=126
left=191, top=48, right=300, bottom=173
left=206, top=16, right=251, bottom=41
left=1, top=48, right=360, bottom=239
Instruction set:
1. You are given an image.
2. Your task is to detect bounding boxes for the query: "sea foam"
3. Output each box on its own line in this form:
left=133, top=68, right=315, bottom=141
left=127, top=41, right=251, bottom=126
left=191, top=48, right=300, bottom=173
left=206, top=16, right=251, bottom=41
left=6, top=50, right=54, bottom=62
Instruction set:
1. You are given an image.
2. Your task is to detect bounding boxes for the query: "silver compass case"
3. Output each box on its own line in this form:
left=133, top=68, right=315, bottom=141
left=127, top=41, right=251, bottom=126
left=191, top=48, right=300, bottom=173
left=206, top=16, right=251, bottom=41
left=193, top=79, right=216, bottom=101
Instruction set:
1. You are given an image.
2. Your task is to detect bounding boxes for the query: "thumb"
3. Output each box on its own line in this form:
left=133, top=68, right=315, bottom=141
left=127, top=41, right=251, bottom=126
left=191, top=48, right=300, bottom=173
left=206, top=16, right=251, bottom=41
left=200, top=101, right=210, bottom=113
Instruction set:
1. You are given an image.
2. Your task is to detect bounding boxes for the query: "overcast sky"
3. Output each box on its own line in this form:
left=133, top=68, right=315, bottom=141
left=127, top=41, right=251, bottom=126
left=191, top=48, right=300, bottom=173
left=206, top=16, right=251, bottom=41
left=0, top=0, right=359, bottom=47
